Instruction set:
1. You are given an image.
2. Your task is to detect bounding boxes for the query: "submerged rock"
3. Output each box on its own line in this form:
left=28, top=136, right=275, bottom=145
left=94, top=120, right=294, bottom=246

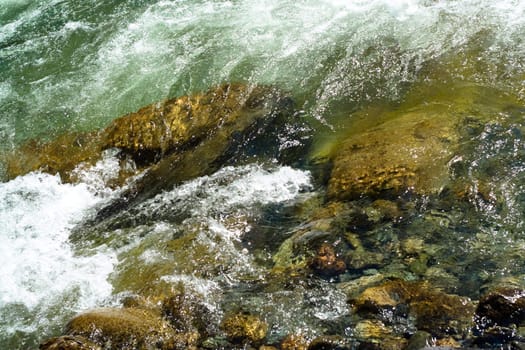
left=353, top=320, right=408, bottom=350
left=281, top=334, right=309, bottom=350
left=321, top=35, right=525, bottom=203
left=307, top=335, right=353, bottom=350
left=161, top=286, right=213, bottom=337
left=310, top=242, right=347, bottom=278
left=39, top=335, right=101, bottom=350
left=351, top=279, right=475, bottom=339
left=64, top=307, right=195, bottom=350
left=475, top=288, right=525, bottom=328
left=327, top=104, right=459, bottom=201
left=221, top=312, right=268, bottom=345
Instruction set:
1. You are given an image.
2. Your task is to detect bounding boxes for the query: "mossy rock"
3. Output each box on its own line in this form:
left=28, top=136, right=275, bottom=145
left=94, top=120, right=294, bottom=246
left=321, top=36, right=525, bottom=202
left=327, top=104, right=459, bottom=201
left=101, top=83, right=287, bottom=165
left=65, top=307, right=195, bottom=350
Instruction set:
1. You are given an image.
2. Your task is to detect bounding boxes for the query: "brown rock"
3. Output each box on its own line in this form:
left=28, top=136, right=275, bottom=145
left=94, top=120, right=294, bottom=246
left=65, top=307, right=193, bottom=350
left=90, top=83, right=295, bottom=218
left=327, top=105, right=458, bottom=201
left=221, top=313, right=268, bottom=345
left=345, top=249, right=384, bottom=271
left=101, top=83, right=277, bottom=164
left=310, top=242, right=347, bottom=278
left=307, top=335, right=352, bottom=350
left=475, top=288, right=525, bottom=327
left=4, top=131, right=104, bottom=183
left=353, top=320, right=408, bottom=350
left=281, top=334, right=309, bottom=350
left=4, top=83, right=294, bottom=191
left=161, top=287, right=211, bottom=336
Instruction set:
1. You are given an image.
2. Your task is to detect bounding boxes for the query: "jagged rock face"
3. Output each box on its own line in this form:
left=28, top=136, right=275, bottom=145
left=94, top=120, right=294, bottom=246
left=327, top=105, right=459, bottom=201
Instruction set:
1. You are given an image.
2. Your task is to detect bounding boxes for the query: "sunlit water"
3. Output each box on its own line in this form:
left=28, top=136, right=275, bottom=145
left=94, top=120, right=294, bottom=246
left=2, top=0, right=525, bottom=348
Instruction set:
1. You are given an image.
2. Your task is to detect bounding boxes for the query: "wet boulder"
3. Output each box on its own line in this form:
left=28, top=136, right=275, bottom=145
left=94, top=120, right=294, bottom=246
left=100, top=83, right=295, bottom=166
left=64, top=307, right=194, bottom=350
left=4, top=83, right=303, bottom=191
left=84, top=83, right=301, bottom=224
left=3, top=131, right=104, bottom=183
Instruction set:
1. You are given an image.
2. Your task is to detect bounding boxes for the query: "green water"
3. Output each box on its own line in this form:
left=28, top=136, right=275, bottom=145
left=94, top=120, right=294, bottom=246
left=5, top=0, right=523, bottom=149
left=3, top=0, right=525, bottom=349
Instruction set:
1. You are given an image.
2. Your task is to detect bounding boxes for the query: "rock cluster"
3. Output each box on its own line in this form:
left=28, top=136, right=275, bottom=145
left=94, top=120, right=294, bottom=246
left=32, top=43, right=525, bottom=349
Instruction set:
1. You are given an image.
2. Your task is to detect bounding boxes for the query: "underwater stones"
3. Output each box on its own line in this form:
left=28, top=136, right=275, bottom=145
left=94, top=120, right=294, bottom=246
left=307, top=335, right=352, bottom=350
left=161, top=288, right=212, bottom=337
left=327, top=105, right=458, bottom=201
left=221, top=312, right=268, bottom=345
left=352, top=279, right=475, bottom=338
left=64, top=307, right=190, bottom=350
left=39, top=335, right=101, bottom=350
left=310, top=242, right=347, bottom=278
left=338, top=274, right=386, bottom=301
left=345, top=249, right=384, bottom=272
left=353, top=320, right=408, bottom=350
left=281, top=334, right=309, bottom=350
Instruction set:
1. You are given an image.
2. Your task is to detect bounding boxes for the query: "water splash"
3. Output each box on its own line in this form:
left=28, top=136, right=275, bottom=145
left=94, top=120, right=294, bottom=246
left=0, top=171, right=118, bottom=347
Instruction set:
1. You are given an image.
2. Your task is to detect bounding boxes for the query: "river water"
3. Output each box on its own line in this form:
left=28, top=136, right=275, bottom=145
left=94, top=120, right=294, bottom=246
left=2, top=0, right=525, bottom=348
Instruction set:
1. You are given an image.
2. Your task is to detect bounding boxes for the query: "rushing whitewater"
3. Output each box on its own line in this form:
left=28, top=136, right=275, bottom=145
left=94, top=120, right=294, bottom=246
left=3, top=0, right=525, bottom=348
left=0, top=171, right=117, bottom=347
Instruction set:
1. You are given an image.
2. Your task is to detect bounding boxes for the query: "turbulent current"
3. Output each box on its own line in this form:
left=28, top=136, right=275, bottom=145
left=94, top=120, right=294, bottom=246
left=2, top=0, right=525, bottom=349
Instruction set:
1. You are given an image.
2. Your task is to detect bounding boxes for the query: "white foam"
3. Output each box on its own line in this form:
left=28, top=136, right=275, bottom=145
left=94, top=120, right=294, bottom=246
left=148, top=164, right=312, bottom=218
left=0, top=172, right=117, bottom=329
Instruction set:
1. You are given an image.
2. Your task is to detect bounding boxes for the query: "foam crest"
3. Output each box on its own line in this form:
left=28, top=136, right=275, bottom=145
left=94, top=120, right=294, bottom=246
left=150, top=164, right=312, bottom=217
